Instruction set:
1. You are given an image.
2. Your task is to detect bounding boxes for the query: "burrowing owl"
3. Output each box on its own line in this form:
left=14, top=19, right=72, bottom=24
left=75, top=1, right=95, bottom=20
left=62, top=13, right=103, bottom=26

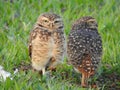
left=28, top=13, right=66, bottom=75
left=67, top=16, right=102, bottom=87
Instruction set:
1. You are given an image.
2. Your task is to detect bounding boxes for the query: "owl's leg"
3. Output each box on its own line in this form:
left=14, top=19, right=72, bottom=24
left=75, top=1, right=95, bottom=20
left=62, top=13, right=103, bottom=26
left=77, top=67, right=89, bottom=87
left=81, top=73, right=89, bottom=88
left=42, top=68, right=46, bottom=75
left=81, top=72, right=96, bottom=88
left=89, top=71, right=97, bottom=88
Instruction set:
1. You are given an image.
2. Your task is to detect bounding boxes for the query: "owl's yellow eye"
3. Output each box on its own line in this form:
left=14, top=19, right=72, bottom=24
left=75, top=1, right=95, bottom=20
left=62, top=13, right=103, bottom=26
left=54, top=20, right=59, bottom=23
left=90, top=21, right=94, bottom=23
left=44, top=20, right=48, bottom=23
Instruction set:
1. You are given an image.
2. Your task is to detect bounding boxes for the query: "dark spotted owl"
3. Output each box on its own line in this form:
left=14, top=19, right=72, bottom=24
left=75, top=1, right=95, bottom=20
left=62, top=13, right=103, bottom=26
left=67, top=16, right=102, bottom=87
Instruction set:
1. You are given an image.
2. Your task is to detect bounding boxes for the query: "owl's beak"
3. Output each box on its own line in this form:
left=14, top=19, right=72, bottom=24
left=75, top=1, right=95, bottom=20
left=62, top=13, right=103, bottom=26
left=49, top=23, right=54, bottom=28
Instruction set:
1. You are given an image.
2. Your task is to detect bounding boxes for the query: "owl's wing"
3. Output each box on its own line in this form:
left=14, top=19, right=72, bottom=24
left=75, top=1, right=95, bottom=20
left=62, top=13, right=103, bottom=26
left=28, top=32, right=32, bottom=58
left=67, top=30, right=87, bottom=66
left=80, top=30, right=102, bottom=70
left=28, top=27, right=52, bottom=58
left=90, top=34, right=102, bottom=68
left=28, top=42, right=32, bottom=58
left=48, top=30, right=66, bottom=69
left=28, top=30, right=36, bottom=58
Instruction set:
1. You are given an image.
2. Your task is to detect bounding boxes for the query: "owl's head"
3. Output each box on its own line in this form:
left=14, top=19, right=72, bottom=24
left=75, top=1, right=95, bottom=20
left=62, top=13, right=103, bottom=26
left=72, top=16, right=98, bottom=30
left=36, top=13, right=64, bottom=31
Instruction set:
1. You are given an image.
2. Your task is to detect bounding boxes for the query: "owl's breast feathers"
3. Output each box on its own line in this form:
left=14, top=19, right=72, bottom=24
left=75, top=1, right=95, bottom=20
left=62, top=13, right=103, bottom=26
left=28, top=27, right=66, bottom=71
left=28, top=28, right=66, bottom=58
left=28, top=28, right=52, bottom=58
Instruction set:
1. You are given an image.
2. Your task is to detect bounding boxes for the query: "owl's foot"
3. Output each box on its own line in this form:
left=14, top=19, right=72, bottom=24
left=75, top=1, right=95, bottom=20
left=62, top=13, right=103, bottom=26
left=48, top=67, right=56, bottom=72
left=32, top=68, right=42, bottom=75
left=81, top=82, right=88, bottom=88
left=91, top=83, right=97, bottom=88
left=81, top=83, right=97, bottom=88
left=32, top=68, right=36, bottom=72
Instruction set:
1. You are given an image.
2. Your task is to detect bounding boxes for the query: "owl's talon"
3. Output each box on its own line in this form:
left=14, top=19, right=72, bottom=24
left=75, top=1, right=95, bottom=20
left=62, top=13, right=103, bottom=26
left=81, top=83, right=88, bottom=88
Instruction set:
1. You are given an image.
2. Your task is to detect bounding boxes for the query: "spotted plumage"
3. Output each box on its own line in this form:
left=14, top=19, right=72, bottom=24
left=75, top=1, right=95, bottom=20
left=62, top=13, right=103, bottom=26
left=67, top=16, right=102, bottom=87
left=28, top=13, right=66, bottom=75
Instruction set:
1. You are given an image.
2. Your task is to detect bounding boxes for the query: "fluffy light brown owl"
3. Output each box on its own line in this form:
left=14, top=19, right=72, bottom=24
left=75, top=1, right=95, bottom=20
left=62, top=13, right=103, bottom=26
left=67, top=16, right=102, bottom=87
left=28, top=13, right=66, bottom=75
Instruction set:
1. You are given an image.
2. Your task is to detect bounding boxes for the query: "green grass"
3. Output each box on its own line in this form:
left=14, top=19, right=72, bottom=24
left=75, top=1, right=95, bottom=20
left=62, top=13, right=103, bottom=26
left=0, top=0, right=120, bottom=90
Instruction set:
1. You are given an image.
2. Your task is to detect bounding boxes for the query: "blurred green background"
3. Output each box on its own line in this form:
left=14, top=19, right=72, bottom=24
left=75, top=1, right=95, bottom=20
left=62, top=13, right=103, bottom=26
left=0, top=0, right=120, bottom=89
